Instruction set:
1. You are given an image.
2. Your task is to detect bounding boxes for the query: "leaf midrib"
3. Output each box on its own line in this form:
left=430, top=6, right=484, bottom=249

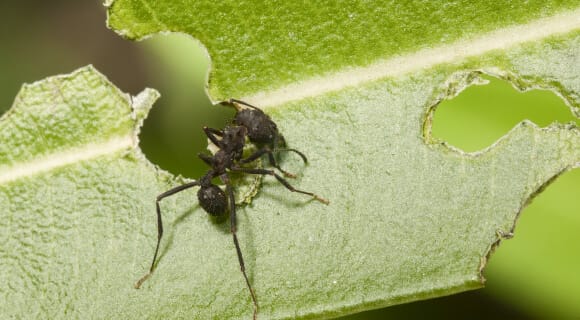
left=243, top=8, right=580, bottom=108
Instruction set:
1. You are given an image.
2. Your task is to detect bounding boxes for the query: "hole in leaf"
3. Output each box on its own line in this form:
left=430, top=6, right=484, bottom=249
left=138, top=34, right=233, bottom=178
left=431, top=75, right=579, bottom=152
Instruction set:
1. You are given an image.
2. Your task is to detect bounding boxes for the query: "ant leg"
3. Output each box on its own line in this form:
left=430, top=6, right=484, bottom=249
left=272, top=134, right=308, bottom=163
left=274, top=148, right=308, bottom=163
left=134, top=180, right=201, bottom=289
left=239, top=147, right=305, bottom=178
left=203, top=126, right=224, bottom=137
left=273, top=133, right=284, bottom=150
left=231, top=167, right=329, bottom=204
left=227, top=98, right=262, bottom=112
left=203, top=126, right=224, bottom=147
left=222, top=174, right=258, bottom=319
left=198, top=153, right=214, bottom=166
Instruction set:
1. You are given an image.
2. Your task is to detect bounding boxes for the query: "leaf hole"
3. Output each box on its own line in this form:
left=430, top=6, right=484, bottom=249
left=137, top=33, right=233, bottom=178
left=429, top=74, right=579, bottom=152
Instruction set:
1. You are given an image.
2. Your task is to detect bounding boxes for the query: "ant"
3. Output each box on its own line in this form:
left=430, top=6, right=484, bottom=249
left=134, top=99, right=329, bottom=320
left=223, top=98, right=308, bottom=178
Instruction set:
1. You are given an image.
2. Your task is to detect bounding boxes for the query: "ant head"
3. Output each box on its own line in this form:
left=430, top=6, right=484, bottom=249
left=197, top=184, right=227, bottom=216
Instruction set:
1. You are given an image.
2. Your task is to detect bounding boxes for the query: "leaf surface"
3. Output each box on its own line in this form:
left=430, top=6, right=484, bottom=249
left=1, top=2, right=579, bottom=320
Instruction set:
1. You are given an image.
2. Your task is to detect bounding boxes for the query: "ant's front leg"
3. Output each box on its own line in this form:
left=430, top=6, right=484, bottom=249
left=231, top=166, right=329, bottom=204
left=239, top=147, right=303, bottom=178
left=239, top=147, right=296, bottom=178
left=239, top=147, right=290, bottom=177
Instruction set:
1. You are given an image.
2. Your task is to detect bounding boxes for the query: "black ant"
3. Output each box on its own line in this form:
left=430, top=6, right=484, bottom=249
left=134, top=100, right=329, bottom=320
left=222, top=98, right=309, bottom=178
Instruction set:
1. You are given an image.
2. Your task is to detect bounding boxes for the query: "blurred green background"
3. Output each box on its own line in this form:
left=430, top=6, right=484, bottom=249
left=1, top=2, right=578, bottom=319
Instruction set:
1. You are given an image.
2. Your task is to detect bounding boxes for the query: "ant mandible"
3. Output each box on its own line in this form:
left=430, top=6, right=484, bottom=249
left=134, top=99, right=329, bottom=320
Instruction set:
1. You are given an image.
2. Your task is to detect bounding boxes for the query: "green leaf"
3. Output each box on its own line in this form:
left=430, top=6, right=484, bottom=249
left=2, top=2, right=579, bottom=320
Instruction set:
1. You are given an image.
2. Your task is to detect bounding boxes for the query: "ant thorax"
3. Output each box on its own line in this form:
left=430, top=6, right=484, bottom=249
left=205, top=129, right=263, bottom=205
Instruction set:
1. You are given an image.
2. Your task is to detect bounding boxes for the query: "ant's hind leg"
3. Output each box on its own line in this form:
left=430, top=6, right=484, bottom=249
left=231, top=167, right=329, bottom=204
left=134, top=180, right=200, bottom=289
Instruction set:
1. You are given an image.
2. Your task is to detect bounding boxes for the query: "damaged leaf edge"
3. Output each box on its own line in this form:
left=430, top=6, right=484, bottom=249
left=422, top=69, right=580, bottom=284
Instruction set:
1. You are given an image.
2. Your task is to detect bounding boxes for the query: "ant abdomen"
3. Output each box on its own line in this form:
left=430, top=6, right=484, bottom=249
left=197, top=184, right=227, bottom=216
